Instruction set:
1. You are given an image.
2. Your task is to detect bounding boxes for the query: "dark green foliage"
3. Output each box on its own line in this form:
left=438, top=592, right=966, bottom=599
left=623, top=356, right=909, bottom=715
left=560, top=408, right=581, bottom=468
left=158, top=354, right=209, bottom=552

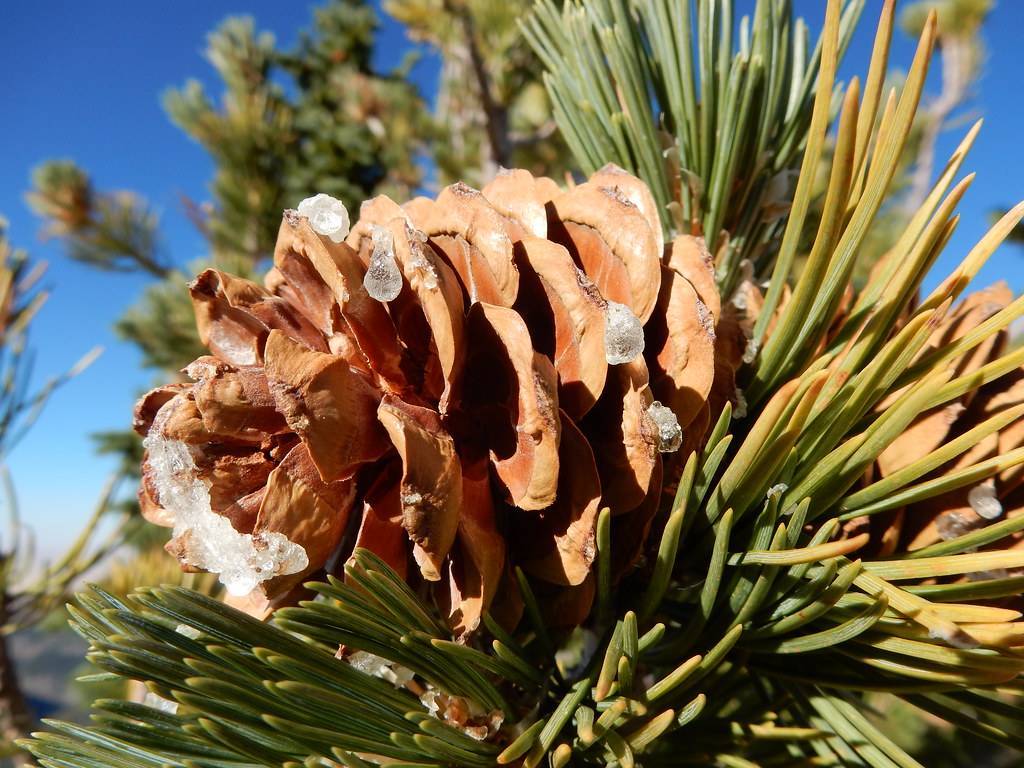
left=276, top=1, right=426, bottom=213
left=31, top=2, right=428, bottom=383
left=164, top=4, right=426, bottom=270
left=27, top=552, right=506, bottom=767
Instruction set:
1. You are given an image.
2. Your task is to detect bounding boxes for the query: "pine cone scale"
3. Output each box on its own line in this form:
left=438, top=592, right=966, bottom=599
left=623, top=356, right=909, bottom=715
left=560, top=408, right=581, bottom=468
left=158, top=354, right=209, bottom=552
left=253, top=442, right=357, bottom=584
left=550, top=182, right=662, bottom=323
left=514, top=411, right=601, bottom=586
left=467, top=301, right=561, bottom=511
left=263, top=329, right=388, bottom=482
left=376, top=395, right=462, bottom=582
left=512, top=235, right=608, bottom=420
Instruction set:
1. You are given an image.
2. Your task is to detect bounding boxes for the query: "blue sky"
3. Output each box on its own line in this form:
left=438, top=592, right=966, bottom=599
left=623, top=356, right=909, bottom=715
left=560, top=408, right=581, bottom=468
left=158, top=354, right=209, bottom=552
left=0, top=1, right=1022, bottom=559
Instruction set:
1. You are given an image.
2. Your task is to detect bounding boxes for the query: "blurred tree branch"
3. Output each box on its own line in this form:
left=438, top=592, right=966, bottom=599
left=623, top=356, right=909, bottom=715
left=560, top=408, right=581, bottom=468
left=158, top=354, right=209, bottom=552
left=0, top=221, right=124, bottom=764
left=387, top=0, right=570, bottom=187
left=444, top=0, right=511, bottom=172
left=899, top=0, right=992, bottom=214
left=26, top=162, right=169, bottom=279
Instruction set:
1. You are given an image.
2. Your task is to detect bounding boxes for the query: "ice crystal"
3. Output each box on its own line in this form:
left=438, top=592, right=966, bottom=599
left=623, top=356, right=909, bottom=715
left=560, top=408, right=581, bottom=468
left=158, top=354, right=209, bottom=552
left=144, top=400, right=308, bottom=596
left=363, top=225, right=403, bottom=302
left=604, top=300, right=644, bottom=364
left=297, top=193, right=350, bottom=243
left=968, top=480, right=1003, bottom=520
left=767, top=483, right=788, bottom=499
left=646, top=400, right=683, bottom=453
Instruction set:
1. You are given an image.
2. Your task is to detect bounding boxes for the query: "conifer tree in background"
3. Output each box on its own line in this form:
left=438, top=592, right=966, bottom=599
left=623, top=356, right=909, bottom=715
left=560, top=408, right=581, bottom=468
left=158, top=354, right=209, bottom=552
left=899, top=0, right=992, bottom=215
left=22, top=1, right=1024, bottom=767
left=0, top=222, right=123, bottom=763
left=853, top=0, right=994, bottom=271
left=29, top=0, right=427, bottom=380
left=386, top=0, right=571, bottom=186
left=28, top=0, right=570, bottom=388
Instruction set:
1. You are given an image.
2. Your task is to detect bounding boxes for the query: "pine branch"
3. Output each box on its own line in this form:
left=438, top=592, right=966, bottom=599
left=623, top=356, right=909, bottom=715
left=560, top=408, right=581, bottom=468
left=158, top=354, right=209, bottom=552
left=22, top=2, right=1024, bottom=767
left=26, top=552, right=509, bottom=767
left=524, top=0, right=866, bottom=293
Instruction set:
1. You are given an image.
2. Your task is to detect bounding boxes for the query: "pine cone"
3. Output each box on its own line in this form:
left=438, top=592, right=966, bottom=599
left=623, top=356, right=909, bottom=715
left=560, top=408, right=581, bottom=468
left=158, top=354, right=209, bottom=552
left=906, top=365, right=1024, bottom=556
left=858, top=283, right=1024, bottom=559
left=134, top=165, right=719, bottom=632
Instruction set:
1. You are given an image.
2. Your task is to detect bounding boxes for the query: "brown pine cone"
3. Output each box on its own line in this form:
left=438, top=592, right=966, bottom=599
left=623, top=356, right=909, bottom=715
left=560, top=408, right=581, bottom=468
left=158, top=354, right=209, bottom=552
left=134, top=166, right=719, bottom=633
left=858, top=283, right=1024, bottom=559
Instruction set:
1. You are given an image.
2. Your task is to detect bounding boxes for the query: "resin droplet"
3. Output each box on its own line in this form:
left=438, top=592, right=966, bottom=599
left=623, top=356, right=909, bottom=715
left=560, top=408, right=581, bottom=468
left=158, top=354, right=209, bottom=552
left=363, top=225, right=402, bottom=302
left=420, top=688, right=441, bottom=716
left=175, top=623, right=201, bottom=640
left=968, top=480, right=1003, bottom=520
left=696, top=298, right=716, bottom=340
left=600, top=184, right=638, bottom=210
left=347, top=650, right=416, bottom=688
left=555, top=628, right=600, bottom=679
left=936, top=510, right=979, bottom=541
left=401, top=491, right=424, bottom=507
left=730, top=286, right=749, bottom=311
left=297, top=193, right=350, bottom=243
left=968, top=568, right=1010, bottom=582
left=143, top=692, right=179, bottom=715
left=407, top=225, right=439, bottom=289
left=646, top=400, right=682, bottom=453
left=928, top=625, right=980, bottom=650
left=743, top=337, right=760, bottom=364
left=604, top=300, right=644, bottom=364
